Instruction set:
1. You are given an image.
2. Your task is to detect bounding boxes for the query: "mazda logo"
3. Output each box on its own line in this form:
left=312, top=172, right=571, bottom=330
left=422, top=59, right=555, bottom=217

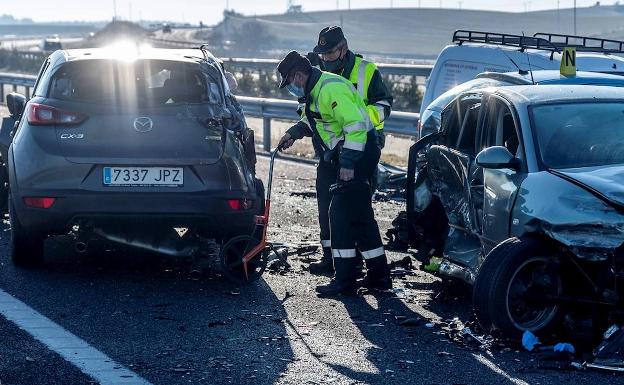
left=133, top=117, right=153, bottom=132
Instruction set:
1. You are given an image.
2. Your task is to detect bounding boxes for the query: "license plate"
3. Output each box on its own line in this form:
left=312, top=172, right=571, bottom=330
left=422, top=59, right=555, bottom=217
left=103, top=167, right=183, bottom=186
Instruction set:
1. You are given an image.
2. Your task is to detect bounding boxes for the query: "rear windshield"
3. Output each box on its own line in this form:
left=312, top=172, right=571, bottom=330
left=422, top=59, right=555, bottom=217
left=531, top=102, right=624, bottom=169
left=48, top=59, right=224, bottom=106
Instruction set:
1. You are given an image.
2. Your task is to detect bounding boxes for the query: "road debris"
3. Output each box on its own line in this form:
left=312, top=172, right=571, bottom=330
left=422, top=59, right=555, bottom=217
left=398, top=317, right=422, bottom=327
left=266, top=247, right=290, bottom=273
left=591, top=324, right=624, bottom=371
left=290, top=191, right=316, bottom=199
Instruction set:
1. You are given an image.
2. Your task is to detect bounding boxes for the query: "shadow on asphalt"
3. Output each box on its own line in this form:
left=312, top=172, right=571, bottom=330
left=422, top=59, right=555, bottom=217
left=326, top=284, right=538, bottom=384
left=0, top=234, right=294, bottom=385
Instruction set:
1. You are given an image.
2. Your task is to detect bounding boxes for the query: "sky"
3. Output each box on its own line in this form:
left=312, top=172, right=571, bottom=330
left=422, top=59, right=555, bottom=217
left=2, top=0, right=616, bottom=24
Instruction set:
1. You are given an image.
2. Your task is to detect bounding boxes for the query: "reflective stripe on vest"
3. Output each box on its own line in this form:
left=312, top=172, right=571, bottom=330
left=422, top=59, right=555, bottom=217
left=348, top=57, right=375, bottom=103
left=308, top=72, right=372, bottom=150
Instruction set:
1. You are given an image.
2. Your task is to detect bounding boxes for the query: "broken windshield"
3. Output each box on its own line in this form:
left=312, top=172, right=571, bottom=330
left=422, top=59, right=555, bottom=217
left=48, top=59, right=225, bottom=107
left=531, top=102, right=624, bottom=169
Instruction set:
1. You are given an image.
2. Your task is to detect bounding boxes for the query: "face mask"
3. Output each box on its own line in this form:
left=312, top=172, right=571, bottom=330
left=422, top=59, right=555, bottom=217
left=286, top=83, right=305, bottom=98
left=322, top=56, right=344, bottom=73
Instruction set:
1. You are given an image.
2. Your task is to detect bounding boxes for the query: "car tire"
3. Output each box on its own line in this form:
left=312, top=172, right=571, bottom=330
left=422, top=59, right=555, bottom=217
left=9, top=194, right=45, bottom=267
left=473, top=237, right=563, bottom=338
left=472, top=239, right=520, bottom=332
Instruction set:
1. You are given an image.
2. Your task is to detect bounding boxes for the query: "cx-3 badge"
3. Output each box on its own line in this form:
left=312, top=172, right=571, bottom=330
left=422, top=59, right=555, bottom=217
left=133, top=117, right=153, bottom=132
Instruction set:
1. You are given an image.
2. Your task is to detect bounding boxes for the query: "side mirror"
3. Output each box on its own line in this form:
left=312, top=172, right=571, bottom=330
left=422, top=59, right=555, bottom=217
left=476, top=146, right=521, bottom=170
left=6, top=93, right=27, bottom=119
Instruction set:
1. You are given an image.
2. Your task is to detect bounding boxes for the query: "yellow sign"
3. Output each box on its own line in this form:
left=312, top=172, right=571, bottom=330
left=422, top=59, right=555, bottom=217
left=560, top=46, right=576, bottom=77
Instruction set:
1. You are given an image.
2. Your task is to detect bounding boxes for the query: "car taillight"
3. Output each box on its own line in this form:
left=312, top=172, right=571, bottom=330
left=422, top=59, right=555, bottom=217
left=228, top=199, right=253, bottom=211
left=23, top=197, right=56, bottom=209
left=26, top=103, right=87, bottom=126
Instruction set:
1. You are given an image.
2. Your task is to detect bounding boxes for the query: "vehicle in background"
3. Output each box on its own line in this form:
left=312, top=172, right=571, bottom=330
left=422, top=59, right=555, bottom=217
left=401, top=84, right=624, bottom=338
left=420, top=30, right=624, bottom=119
left=162, top=24, right=172, bottom=33
left=39, top=37, right=62, bottom=52
left=419, top=70, right=624, bottom=138
left=4, top=46, right=262, bottom=267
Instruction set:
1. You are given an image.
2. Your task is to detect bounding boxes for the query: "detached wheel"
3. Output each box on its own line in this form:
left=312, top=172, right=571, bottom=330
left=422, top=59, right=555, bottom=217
left=9, top=194, right=44, bottom=267
left=473, top=237, right=562, bottom=338
left=220, top=235, right=269, bottom=283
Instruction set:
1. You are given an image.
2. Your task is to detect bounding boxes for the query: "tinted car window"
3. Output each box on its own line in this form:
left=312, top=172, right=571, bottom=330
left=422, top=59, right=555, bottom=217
left=33, top=59, right=52, bottom=97
left=531, top=102, right=624, bottom=169
left=48, top=59, right=223, bottom=106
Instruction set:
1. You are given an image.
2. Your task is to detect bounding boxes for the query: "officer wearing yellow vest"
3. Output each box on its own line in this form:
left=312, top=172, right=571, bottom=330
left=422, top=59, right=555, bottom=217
left=295, top=26, right=393, bottom=276
left=311, top=26, right=393, bottom=144
left=277, top=51, right=392, bottom=296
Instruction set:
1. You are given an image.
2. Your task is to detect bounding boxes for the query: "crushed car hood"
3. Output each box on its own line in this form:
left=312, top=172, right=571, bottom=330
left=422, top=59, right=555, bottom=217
left=549, top=165, right=624, bottom=211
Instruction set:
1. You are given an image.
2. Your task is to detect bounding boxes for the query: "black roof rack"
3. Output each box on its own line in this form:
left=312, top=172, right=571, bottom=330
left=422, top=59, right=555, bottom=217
left=453, top=30, right=560, bottom=52
left=533, top=33, right=624, bottom=54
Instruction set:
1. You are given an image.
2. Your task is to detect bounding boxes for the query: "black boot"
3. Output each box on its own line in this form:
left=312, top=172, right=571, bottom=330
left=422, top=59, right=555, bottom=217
left=361, top=254, right=393, bottom=291
left=309, top=247, right=334, bottom=276
left=316, top=257, right=357, bottom=297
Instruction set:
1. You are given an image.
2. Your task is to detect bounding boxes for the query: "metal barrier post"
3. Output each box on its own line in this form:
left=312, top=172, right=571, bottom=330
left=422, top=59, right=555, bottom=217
left=263, top=117, right=271, bottom=152
left=0, top=84, right=4, bottom=104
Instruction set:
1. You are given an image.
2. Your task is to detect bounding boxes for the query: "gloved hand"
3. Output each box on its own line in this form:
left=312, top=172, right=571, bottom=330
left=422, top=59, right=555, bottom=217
left=376, top=129, right=386, bottom=149
left=278, top=132, right=295, bottom=151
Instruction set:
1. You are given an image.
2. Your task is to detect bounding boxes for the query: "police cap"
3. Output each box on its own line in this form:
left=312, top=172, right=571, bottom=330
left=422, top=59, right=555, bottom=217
left=276, top=50, right=311, bottom=88
left=313, top=26, right=345, bottom=54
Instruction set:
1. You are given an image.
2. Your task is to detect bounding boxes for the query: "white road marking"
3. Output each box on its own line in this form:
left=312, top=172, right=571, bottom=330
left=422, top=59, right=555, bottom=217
left=473, top=353, right=530, bottom=385
left=0, top=289, right=153, bottom=385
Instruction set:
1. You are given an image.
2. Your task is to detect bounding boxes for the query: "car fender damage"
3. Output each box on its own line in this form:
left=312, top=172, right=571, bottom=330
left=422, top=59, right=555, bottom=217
left=513, top=171, right=624, bottom=261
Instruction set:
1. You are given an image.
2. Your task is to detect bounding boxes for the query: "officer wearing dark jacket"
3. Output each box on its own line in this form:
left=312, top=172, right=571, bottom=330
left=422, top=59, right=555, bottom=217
left=277, top=51, right=391, bottom=296
left=304, top=26, right=393, bottom=276
left=312, top=26, right=393, bottom=137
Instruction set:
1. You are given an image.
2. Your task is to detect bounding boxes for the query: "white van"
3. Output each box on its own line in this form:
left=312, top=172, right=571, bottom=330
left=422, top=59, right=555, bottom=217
left=420, top=31, right=624, bottom=116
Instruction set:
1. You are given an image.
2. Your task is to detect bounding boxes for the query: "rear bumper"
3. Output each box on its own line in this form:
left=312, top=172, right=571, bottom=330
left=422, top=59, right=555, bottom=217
left=11, top=189, right=260, bottom=238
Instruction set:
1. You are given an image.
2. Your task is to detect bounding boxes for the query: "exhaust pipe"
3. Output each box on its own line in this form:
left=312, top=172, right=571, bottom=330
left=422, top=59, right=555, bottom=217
left=75, top=241, right=88, bottom=254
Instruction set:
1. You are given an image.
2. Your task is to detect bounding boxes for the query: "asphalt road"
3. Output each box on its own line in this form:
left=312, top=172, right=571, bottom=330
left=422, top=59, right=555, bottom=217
left=0, top=107, right=621, bottom=384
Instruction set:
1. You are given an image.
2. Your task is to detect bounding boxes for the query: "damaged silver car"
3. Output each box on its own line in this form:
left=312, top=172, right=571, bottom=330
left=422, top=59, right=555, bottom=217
left=403, top=84, right=624, bottom=338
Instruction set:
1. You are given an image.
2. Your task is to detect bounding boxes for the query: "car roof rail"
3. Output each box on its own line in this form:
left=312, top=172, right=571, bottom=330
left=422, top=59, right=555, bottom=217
left=533, top=32, right=624, bottom=54
left=453, top=30, right=560, bottom=52
left=198, top=44, right=210, bottom=61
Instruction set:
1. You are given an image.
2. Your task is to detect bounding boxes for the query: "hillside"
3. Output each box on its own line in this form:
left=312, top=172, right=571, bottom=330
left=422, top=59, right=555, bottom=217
left=210, top=5, right=624, bottom=60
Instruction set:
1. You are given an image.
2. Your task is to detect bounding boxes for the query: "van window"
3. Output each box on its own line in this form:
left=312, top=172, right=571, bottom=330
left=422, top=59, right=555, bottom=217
left=431, top=60, right=513, bottom=101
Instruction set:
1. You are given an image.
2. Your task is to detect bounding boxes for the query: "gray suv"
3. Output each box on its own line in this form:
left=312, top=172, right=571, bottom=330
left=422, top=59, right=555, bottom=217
left=5, top=47, right=262, bottom=266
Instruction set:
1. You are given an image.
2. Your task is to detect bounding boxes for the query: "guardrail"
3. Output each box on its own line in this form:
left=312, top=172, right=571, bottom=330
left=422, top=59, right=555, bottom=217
left=236, top=96, right=419, bottom=151
left=222, top=58, right=432, bottom=77
left=0, top=72, right=37, bottom=101
left=0, top=73, right=419, bottom=151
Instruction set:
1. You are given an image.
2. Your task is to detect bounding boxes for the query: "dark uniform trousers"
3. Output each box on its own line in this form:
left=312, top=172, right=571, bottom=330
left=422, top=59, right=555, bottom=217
left=328, top=131, right=388, bottom=284
left=315, top=144, right=379, bottom=266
